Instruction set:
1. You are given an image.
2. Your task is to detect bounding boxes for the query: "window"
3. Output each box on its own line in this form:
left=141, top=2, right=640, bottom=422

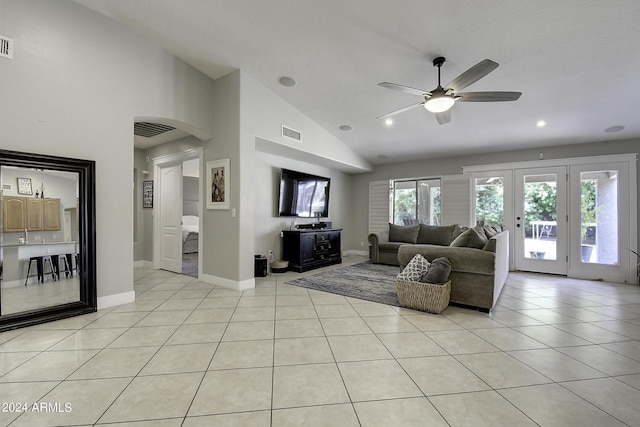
left=392, top=179, right=441, bottom=225
left=580, top=170, right=618, bottom=264
left=474, top=176, right=504, bottom=226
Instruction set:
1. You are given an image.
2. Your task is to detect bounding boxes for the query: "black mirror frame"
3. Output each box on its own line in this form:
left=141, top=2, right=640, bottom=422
left=0, top=149, right=97, bottom=332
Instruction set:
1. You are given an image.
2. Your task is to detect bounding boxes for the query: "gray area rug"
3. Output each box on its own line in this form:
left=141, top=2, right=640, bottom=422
left=286, top=262, right=402, bottom=306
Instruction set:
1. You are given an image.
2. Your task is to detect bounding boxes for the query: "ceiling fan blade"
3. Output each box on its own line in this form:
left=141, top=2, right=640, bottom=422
left=435, top=110, right=451, bottom=125
left=445, top=59, right=499, bottom=92
left=456, top=91, right=522, bottom=102
left=376, top=102, right=425, bottom=119
left=378, top=82, right=431, bottom=97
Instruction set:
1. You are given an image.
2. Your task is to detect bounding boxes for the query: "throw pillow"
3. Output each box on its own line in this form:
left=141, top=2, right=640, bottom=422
left=482, top=225, right=499, bottom=238
left=397, top=254, right=431, bottom=282
left=449, top=228, right=487, bottom=249
left=423, top=257, right=451, bottom=284
left=389, top=223, right=421, bottom=243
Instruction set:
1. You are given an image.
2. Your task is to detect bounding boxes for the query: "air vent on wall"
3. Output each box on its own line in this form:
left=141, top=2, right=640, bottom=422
left=134, top=122, right=176, bottom=138
left=2, top=184, right=12, bottom=191
left=0, top=35, right=14, bottom=59
left=282, top=125, right=301, bottom=141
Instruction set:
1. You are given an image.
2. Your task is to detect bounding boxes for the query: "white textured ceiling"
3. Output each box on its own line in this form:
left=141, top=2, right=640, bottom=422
left=77, top=0, right=640, bottom=165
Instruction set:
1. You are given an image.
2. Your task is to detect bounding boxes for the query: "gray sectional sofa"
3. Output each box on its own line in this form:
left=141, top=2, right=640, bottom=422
left=368, top=223, right=509, bottom=312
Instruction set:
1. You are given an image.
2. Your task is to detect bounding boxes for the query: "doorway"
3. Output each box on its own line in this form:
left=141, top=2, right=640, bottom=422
left=514, top=166, right=568, bottom=275
left=181, top=158, right=200, bottom=278
left=152, top=149, right=203, bottom=278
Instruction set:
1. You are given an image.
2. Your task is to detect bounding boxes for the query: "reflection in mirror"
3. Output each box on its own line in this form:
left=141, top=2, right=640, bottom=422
left=0, top=150, right=96, bottom=332
left=1, top=167, right=80, bottom=314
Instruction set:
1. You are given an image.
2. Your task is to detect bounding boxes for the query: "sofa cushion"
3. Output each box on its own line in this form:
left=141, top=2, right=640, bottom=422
left=423, top=257, right=452, bottom=284
left=378, top=242, right=405, bottom=253
left=417, top=224, right=455, bottom=246
left=389, top=223, right=420, bottom=243
left=450, top=227, right=488, bottom=249
left=397, top=254, right=430, bottom=282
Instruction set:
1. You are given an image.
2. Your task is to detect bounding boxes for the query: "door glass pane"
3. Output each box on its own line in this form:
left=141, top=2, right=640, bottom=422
left=524, top=174, right=557, bottom=260
left=417, top=179, right=441, bottom=225
left=393, top=181, right=416, bottom=225
left=581, top=170, right=618, bottom=264
left=475, top=177, right=503, bottom=226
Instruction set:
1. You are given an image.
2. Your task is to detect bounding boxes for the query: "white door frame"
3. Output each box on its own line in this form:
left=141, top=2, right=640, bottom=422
left=152, top=148, right=203, bottom=275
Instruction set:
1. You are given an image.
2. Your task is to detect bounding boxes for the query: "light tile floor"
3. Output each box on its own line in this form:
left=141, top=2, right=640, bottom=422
left=1, top=255, right=640, bottom=426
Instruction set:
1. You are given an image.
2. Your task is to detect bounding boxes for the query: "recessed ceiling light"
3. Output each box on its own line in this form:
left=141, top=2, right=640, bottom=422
left=278, top=76, right=297, bottom=87
left=339, top=125, right=353, bottom=132
left=536, top=120, right=546, bottom=128
left=604, top=125, right=624, bottom=133
left=385, top=118, right=393, bottom=126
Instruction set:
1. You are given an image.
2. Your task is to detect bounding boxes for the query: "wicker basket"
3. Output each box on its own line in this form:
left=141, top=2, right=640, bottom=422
left=397, top=279, right=451, bottom=314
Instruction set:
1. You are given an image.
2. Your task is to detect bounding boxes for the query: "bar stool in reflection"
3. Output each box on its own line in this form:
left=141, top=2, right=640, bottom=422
left=25, top=256, right=57, bottom=285
left=57, top=254, right=74, bottom=278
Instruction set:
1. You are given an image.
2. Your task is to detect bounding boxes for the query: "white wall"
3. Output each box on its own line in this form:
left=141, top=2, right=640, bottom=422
left=253, top=151, right=353, bottom=260
left=240, top=72, right=368, bottom=269
left=0, top=0, right=216, bottom=305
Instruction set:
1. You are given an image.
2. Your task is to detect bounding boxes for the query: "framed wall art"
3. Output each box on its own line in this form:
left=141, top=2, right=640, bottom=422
left=143, top=180, right=154, bottom=208
left=17, top=177, right=32, bottom=195
left=206, top=158, right=229, bottom=210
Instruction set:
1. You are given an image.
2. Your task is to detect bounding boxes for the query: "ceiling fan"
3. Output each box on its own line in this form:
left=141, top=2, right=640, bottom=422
left=378, top=57, right=521, bottom=124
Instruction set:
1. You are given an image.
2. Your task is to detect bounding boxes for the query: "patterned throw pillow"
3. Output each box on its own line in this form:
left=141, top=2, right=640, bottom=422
left=397, top=254, right=431, bottom=282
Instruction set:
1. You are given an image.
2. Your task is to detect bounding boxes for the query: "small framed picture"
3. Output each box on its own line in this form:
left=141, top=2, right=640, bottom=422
left=17, top=178, right=32, bottom=195
left=206, top=159, right=230, bottom=210
left=143, top=180, right=154, bottom=208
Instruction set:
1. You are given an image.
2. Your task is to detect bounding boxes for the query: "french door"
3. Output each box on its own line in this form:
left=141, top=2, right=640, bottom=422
left=470, top=155, right=636, bottom=283
left=567, top=162, right=631, bottom=283
left=514, top=167, right=568, bottom=275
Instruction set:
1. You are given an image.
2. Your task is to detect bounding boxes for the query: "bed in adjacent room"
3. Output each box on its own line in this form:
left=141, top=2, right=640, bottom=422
left=182, top=215, right=199, bottom=253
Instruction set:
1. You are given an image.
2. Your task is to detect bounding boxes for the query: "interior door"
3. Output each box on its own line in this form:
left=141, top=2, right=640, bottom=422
left=159, top=163, right=182, bottom=273
left=514, top=166, right=567, bottom=275
left=568, top=162, right=631, bottom=282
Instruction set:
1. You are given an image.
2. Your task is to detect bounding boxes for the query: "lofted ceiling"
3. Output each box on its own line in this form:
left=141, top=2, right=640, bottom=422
left=77, top=0, right=640, bottom=165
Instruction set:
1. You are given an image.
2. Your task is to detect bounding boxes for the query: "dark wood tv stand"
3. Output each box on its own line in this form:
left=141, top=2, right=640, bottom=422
left=282, top=228, right=342, bottom=272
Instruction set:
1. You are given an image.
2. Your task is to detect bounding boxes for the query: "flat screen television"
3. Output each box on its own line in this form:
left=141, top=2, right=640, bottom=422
left=278, top=168, right=330, bottom=218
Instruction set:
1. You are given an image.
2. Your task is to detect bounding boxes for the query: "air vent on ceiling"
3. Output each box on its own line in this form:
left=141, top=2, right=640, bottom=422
left=282, top=125, right=301, bottom=141
left=0, top=35, right=14, bottom=59
left=134, top=122, right=176, bottom=138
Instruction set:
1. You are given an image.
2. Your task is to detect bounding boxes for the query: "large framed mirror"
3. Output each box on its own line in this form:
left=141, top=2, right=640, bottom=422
left=0, top=149, right=96, bottom=332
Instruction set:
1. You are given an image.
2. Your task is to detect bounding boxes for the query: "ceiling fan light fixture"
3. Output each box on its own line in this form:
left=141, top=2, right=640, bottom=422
left=424, top=95, right=455, bottom=113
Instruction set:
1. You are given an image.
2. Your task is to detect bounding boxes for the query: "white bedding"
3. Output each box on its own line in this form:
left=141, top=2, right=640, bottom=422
left=182, top=216, right=199, bottom=253
left=182, top=215, right=199, bottom=241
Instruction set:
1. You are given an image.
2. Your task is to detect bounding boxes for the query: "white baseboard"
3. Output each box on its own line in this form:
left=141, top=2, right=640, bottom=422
left=97, top=291, right=136, bottom=310
left=200, top=274, right=255, bottom=291
left=133, top=260, right=153, bottom=268
left=343, top=249, right=369, bottom=257
left=3, top=279, right=22, bottom=288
